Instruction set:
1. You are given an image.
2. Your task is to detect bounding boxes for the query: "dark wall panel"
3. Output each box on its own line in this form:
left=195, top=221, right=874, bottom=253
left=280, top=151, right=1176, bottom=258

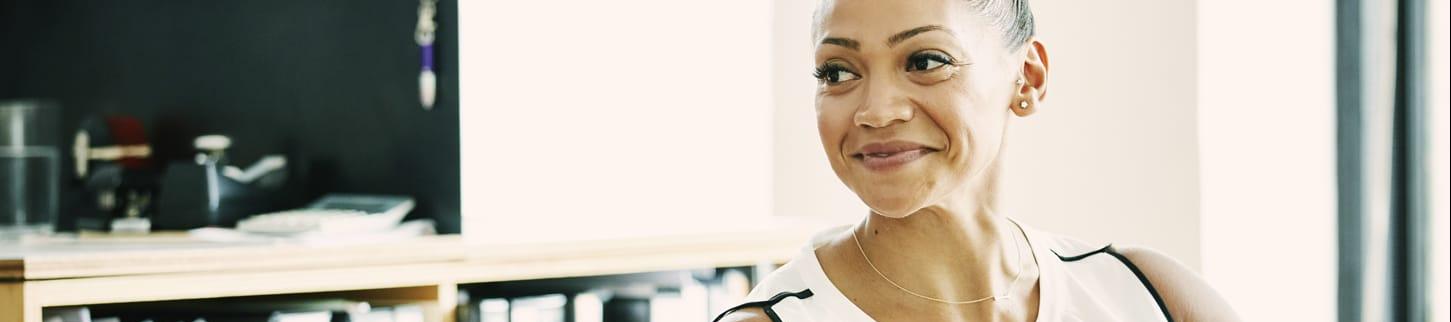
left=1, top=0, right=461, bottom=233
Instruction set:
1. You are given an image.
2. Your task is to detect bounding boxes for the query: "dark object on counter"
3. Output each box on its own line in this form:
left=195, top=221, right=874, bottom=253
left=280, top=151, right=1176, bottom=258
left=70, top=114, right=160, bottom=231
left=74, top=116, right=153, bottom=178
left=153, top=135, right=282, bottom=230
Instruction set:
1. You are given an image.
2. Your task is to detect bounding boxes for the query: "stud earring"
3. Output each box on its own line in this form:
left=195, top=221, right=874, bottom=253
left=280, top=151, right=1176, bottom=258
left=1015, top=79, right=1025, bottom=85
left=1018, top=100, right=1029, bottom=109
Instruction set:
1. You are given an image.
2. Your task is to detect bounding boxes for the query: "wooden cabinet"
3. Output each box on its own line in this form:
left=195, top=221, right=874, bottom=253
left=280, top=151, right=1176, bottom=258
left=1, top=226, right=815, bottom=322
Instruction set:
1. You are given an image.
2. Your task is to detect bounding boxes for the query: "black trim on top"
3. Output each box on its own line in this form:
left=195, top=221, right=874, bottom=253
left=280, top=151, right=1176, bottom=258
left=1053, top=245, right=1175, bottom=322
left=712, top=289, right=815, bottom=322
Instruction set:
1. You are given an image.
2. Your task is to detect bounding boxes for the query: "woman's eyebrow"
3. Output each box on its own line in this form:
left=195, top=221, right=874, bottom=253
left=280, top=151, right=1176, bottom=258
left=887, top=25, right=949, bottom=47
left=821, top=37, right=861, bottom=51
left=818, top=25, right=951, bottom=51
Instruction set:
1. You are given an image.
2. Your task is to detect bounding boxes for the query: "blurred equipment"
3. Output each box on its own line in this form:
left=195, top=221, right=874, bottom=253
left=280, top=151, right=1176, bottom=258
left=71, top=115, right=158, bottom=233
left=40, top=306, right=94, bottom=322
left=81, top=298, right=430, bottom=322
left=1, top=100, right=60, bottom=240
left=155, top=135, right=289, bottom=230
left=509, top=294, right=567, bottom=322
left=224, top=154, right=287, bottom=186
left=479, top=298, right=509, bottom=322
left=72, top=116, right=152, bottom=179
left=236, top=194, right=414, bottom=236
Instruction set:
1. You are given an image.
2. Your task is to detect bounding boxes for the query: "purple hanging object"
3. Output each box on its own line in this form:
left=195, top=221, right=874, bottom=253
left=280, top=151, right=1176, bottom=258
left=421, top=43, right=434, bottom=71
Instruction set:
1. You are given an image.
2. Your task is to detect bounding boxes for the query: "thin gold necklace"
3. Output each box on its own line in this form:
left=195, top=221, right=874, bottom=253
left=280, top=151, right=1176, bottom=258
left=850, top=218, right=1027, bottom=305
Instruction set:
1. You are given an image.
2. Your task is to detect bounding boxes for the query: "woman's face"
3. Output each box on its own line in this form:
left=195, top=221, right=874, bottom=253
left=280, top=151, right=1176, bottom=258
left=813, top=0, right=1036, bottom=218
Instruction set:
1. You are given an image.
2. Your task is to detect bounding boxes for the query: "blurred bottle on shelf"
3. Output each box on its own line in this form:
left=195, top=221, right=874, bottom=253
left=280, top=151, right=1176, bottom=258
left=1, top=100, right=59, bottom=240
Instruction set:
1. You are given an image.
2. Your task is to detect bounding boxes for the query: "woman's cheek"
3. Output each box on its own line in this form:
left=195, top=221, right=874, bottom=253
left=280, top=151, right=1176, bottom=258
left=962, top=110, right=1006, bottom=175
left=911, top=89, right=966, bottom=157
left=816, top=99, right=852, bottom=163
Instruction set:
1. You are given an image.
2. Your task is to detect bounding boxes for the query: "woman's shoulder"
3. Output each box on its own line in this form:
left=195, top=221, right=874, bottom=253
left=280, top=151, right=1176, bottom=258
left=713, top=225, right=855, bottom=322
left=744, top=259, right=812, bottom=301
left=1012, top=221, right=1109, bottom=257
left=1018, top=221, right=1243, bottom=321
left=742, top=224, right=847, bottom=301
left=713, top=257, right=822, bottom=322
left=1112, top=245, right=1244, bottom=321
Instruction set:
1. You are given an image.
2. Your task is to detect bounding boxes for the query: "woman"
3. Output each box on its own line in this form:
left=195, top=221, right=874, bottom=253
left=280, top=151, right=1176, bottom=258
left=716, top=0, right=1239, bottom=321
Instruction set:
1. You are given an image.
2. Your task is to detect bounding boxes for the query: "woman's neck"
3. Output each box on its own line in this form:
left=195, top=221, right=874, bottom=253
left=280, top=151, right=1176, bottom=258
left=849, top=177, right=1028, bottom=302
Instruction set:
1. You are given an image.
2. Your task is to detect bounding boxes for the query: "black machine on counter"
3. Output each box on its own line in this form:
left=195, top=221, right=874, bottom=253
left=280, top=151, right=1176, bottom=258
left=66, top=115, right=415, bottom=233
left=70, top=115, right=159, bottom=231
left=154, top=135, right=290, bottom=230
left=68, top=115, right=296, bottom=232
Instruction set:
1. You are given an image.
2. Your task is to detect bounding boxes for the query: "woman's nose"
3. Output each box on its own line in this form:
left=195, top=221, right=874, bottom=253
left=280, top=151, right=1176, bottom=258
left=853, top=78, right=914, bottom=129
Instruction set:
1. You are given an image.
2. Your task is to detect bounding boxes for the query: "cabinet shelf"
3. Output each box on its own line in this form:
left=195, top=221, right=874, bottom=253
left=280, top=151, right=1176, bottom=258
left=1, top=221, right=827, bottom=322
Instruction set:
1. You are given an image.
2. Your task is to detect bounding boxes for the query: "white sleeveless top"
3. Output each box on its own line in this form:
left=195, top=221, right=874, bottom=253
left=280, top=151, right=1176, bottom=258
left=718, top=220, right=1172, bottom=322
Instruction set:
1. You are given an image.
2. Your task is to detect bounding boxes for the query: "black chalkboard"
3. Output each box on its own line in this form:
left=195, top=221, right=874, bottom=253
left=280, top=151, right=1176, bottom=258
left=1, top=0, right=461, bottom=233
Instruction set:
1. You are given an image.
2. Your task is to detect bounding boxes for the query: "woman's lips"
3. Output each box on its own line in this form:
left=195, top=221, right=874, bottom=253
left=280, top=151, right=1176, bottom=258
left=852, top=141, right=938, bottom=172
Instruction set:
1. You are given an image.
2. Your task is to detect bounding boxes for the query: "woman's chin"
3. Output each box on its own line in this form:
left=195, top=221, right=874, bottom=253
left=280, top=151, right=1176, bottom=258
left=863, top=199, right=924, bottom=219
left=845, top=182, right=933, bottom=219
left=870, top=210, right=916, bottom=219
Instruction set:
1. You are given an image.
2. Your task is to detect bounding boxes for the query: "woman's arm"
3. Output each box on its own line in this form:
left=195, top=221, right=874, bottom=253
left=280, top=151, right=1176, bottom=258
left=1118, top=246, right=1243, bottom=322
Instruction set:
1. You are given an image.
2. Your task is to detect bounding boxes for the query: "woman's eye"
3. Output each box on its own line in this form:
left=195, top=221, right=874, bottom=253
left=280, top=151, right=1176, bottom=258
left=813, top=64, right=861, bottom=84
left=906, top=51, right=954, bottom=72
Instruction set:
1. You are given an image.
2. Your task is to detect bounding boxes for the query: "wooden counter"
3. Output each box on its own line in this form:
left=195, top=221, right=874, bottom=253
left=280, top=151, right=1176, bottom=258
left=0, top=223, right=827, bottom=322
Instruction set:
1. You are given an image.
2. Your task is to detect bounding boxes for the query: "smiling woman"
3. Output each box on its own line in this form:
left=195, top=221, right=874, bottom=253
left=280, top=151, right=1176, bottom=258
left=714, top=0, right=1240, bottom=321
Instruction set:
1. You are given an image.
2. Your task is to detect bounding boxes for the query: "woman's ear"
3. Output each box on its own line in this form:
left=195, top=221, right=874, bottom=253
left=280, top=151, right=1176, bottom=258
left=1012, top=38, right=1049, bottom=117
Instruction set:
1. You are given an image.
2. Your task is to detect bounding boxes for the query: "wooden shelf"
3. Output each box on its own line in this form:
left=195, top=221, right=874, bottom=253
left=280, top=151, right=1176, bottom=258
left=451, top=230, right=804, bottom=284
left=0, top=221, right=830, bottom=322
left=1, top=235, right=466, bottom=280
left=18, top=263, right=458, bottom=307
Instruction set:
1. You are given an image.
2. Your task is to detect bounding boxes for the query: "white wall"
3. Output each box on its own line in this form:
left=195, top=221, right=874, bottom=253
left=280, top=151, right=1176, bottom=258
left=1197, top=0, right=1338, bottom=321
left=770, top=0, right=866, bottom=221
left=1001, top=0, right=1203, bottom=269
left=458, top=0, right=776, bottom=243
left=459, top=0, right=1207, bottom=257
left=1429, top=0, right=1449, bottom=320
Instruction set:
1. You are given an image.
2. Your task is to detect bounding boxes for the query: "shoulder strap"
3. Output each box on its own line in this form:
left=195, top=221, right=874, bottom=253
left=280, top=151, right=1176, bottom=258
left=1054, top=244, right=1175, bottom=322
left=711, top=289, right=815, bottom=322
